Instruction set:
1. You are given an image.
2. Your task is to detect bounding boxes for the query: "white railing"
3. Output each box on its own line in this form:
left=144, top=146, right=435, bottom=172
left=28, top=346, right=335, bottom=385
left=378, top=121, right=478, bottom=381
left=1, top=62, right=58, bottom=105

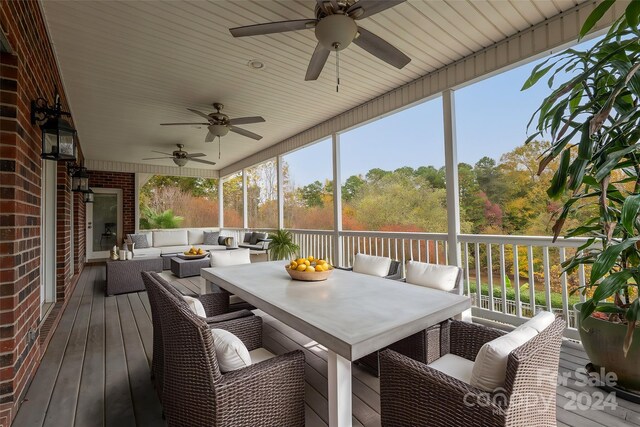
left=221, top=227, right=589, bottom=340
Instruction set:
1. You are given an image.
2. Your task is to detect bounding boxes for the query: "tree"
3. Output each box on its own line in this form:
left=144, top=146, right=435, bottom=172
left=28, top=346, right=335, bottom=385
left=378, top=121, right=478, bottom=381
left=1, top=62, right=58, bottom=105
left=300, top=180, right=325, bottom=208
left=342, top=175, right=365, bottom=202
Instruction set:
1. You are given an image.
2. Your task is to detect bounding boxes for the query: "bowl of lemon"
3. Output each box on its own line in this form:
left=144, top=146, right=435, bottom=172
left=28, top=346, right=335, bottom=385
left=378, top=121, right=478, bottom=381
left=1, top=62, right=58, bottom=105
left=285, top=256, right=333, bottom=282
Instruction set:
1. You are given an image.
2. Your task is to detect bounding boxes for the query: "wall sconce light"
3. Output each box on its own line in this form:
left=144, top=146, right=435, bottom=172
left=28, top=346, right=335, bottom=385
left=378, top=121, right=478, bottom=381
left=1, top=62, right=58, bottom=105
left=68, top=163, right=89, bottom=192
left=83, top=188, right=94, bottom=204
left=31, top=90, right=77, bottom=162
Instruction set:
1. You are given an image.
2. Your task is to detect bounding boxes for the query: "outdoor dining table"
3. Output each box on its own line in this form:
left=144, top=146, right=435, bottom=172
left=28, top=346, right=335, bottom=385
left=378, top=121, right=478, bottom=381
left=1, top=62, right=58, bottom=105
left=201, top=261, right=471, bottom=427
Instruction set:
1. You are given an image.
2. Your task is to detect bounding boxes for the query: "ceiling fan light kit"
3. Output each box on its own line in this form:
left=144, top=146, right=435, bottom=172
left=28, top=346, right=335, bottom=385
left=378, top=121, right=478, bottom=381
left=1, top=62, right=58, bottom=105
left=315, top=14, right=357, bottom=50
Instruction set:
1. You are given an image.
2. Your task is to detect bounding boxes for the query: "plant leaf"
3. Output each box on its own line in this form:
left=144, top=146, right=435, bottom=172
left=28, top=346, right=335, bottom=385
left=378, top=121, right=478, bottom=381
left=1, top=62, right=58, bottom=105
left=547, top=149, right=570, bottom=199
left=622, top=194, right=640, bottom=234
left=580, top=0, right=615, bottom=38
left=591, top=239, right=640, bottom=283
left=626, top=0, right=640, bottom=28
left=591, top=269, right=633, bottom=302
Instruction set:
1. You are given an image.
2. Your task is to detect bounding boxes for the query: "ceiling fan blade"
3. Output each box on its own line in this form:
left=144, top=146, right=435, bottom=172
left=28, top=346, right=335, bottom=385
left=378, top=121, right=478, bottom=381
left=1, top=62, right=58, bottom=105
left=229, top=126, right=263, bottom=140
left=187, top=108, right=213, bottom=120
left=348, top=0, right=405, bottom=20
left=188, top=158, right=217, bottom=166
left=143, top=156, right=173, bottom=160
left=305, top=43, right=330, bottom=81
left=160, top=122, right=209, bottom=126
left=353, top=27, right=411, bottom=69
left=205, top=132, right=215, bottom=142
left=228, top=116, right=266, bottom=125
left=151, top=150, right=174, bottom=156
left=229, top=19, right=316, bottom=38
left=185, top=153, right=206, bottom=158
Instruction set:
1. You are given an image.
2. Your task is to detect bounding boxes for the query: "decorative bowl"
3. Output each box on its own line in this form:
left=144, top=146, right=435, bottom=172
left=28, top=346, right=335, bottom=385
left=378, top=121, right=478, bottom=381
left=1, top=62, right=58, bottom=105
left=178, top=252, right=209, bottom=260
left=285, top=265, right=333, bottom=282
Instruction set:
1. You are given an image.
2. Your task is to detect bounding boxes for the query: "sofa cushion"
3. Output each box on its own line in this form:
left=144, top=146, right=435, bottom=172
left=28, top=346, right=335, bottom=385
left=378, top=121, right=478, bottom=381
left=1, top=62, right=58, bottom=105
left=210, top=249, right=251, bottom=267
left=160, top=245, right=191, bottom=255
left=211, top=328, right=252, bottom=373
left=187, top=229, right=205, bottom=245
left=133, top=247, right=162, bottom=258
left=182, top=295, right=206, bottom=318
left=250, top=232, right=267, bottom=245
left=128, top=233, right=151, bottom=249
left=203, top=231, right=220, bottom=245
left=153, top=229, right=188, bottom=247
left=243, top=233, right=252, bottom=243
left=352, top=253, right=391, bottom=277
left=218, top=235, right=228, bottom=245
left=470, top=326, right=538, bottom=391
left=405, top=261, right=459, bottom=292
left=516, top=311, right=555, bottom=333
left=249, top=348, right=276, bottom=364
left=200, top=245, right=227, bottom=251
left=428, top=353, right=474, bottom=384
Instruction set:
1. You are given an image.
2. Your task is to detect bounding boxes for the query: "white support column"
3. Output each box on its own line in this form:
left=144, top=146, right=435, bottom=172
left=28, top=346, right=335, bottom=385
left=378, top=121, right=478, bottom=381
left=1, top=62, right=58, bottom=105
left=331, top=133, right=343, bottom=266
left=242, top=169, right=248, bottom=229
left=443, top=89, right=461, bottom=268
left=218, top=178, right=224, bottom=228
left=134, top=173, right=153, bottom=232
left=277, top=155, right=284, bottom=229
left=327, top=350, right=352, bottom=427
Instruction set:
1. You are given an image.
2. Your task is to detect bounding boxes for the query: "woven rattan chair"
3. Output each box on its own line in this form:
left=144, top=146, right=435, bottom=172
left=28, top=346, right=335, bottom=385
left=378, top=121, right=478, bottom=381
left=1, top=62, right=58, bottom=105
left=142, top=272, right=256, bottom=403
left=379, top=317, right=566, bottom=427
left=150, top=272, right=306, bottom=427
left=357, top=264, right=464, bottom=375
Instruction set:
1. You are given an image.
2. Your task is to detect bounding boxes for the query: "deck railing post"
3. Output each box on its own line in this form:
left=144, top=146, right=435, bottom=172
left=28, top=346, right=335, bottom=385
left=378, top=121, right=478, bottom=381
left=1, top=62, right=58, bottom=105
left=242, top=168, right=248, bottom=229
left=277, top=154, right=284, bottom=229
left=443, top=89, right=461, bottom=268
left=332, top=132, right=343, bottom=265
left=218, top=178, right=224, bottom=228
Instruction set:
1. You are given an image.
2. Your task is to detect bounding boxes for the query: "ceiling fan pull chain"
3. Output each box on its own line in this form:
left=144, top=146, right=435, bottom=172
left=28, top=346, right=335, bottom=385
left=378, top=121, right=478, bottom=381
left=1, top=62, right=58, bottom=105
left=218, top=136, right=221, bottom=159
left=336, top=49, right=340, bottom=93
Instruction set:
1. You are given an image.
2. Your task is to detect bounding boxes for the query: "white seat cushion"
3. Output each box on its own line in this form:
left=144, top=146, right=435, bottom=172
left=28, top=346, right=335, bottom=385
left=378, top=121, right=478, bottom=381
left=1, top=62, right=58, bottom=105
left=516, top=311, right=555, bottom=333
left=199, top=244, right=227, bottom=251
left=211, top=328, right=252, bottom=373
left=470, top=326, right=538, bottom=391
left=160, top=245, right=191, bottom=254
left=352, top=253, right=391, bottom=277
left=182, top=295, right=207, bottom=318
left=132, top=247, right=162, bottom=258
left=187, top=229, right=205, bottom=245
left=210, top=249, right=251, bottom=267
left=428, top=353, right=474, bottom=384
left=153, top=229, right=188, bottom=247
left=405, top=261, right=459, bottom=292
left=249, top=347, right=276, bottom=364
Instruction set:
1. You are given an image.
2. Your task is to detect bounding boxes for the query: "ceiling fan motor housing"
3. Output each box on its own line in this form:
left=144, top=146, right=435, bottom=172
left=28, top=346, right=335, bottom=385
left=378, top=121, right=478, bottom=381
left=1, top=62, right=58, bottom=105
left=315, top=14, right=357, bottom=51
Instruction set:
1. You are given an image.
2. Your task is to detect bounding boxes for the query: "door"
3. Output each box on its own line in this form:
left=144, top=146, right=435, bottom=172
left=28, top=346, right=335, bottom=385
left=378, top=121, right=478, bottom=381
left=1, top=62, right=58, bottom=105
left=86, top=188, right=122, bottom=259
left=40, top=159, right=56, bottom=317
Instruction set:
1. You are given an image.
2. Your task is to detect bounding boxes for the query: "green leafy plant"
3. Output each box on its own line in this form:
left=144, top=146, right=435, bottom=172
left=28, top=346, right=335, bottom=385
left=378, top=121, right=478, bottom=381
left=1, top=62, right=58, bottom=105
left=139, top=206, right=184, bottom=229
left=268, top=229, right=300, bottom=261
left=524, top=0, right=640, bottom=354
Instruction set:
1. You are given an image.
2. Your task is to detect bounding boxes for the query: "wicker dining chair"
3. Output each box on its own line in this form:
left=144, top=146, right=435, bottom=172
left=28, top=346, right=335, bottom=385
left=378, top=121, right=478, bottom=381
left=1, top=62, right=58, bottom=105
left=150, top=272, right=306, bottom=427
left=142, top=272, right=257, bottom=402
left=357, top=264, right=464, bottom=375
left=379, top=317, right=566, bottom=427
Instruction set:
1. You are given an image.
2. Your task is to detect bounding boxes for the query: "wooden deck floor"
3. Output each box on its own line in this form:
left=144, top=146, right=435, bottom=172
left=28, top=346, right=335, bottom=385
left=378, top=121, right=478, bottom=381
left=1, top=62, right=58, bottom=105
left=12, top=265, right=640, bottom=426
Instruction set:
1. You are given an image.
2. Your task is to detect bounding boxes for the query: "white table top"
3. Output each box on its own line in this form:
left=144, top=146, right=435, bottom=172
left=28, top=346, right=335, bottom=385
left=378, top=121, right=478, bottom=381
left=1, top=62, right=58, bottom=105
left=202, top=261, right=471, bottom=360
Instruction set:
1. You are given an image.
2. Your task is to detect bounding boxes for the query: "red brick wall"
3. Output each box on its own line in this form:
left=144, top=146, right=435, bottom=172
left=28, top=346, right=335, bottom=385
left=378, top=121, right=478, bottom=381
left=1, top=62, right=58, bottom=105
left=0, top=2, right=84, bottom=425
left=88, top=171, right=136, bottom=238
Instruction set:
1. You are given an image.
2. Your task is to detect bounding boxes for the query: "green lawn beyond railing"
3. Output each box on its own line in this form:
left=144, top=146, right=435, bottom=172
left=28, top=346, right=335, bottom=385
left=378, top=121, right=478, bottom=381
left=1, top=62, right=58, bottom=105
left=468, top=282, right=581, bottom=310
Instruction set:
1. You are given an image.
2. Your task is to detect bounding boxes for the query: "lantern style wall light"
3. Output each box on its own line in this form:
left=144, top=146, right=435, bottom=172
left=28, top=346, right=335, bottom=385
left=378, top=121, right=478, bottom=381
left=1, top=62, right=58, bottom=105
left=83, top=188, right=94, bottom=204
left=31, top=89, right=77, bottom=162
left=68, top=163, right=89, bottom=192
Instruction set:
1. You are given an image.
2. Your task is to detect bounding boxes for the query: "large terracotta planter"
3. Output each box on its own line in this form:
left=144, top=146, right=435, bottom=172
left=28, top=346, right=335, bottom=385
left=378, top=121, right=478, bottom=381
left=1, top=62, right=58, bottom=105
left=575, top=302, right=640, bottom=393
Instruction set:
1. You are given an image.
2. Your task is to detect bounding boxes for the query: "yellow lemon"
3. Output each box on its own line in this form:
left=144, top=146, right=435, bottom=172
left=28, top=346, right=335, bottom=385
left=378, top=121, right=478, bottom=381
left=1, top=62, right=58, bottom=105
left=305, top=265, right=315, bottom=272
left=308, top=256, right=315, bottom=261
left=296, top=264, right=307, bottom=272
left=290, top=261, right=298, bottom=269
left=317, top=259, right=326, bottom=265
left=304, top=259, right=310, bottom=266
left=296, top=258, right=305, bottom=265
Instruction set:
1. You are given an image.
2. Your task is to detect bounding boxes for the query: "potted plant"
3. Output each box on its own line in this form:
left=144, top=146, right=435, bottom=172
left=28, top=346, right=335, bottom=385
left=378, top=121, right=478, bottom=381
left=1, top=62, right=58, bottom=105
left=524, top=0, right=640, bottom=394
left=268, top=229, right=300, bottom=261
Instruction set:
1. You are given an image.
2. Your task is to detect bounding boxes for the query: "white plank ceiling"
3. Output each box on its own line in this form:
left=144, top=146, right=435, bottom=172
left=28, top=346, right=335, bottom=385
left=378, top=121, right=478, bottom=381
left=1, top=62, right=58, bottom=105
left=41, top=0, right=582, bottom=171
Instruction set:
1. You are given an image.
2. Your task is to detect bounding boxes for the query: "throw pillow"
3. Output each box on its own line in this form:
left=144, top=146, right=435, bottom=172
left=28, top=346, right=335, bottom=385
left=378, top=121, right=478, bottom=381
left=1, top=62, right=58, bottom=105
left=203, top=231, right=220, bottom=245
left=352, top=253, right=392, bottom=277
left=218, top=235, right=227, bottom=245
left=211, top=328, right=252, bottom=372
left=182, top=295, right=207, bottom=318
left=243, top=233, right=252, bottom=243
left=405, top=261, right=459, bottom=292
left=470, top=326, right=538, bottom=391
left=128, top=233, right=150, bottom=249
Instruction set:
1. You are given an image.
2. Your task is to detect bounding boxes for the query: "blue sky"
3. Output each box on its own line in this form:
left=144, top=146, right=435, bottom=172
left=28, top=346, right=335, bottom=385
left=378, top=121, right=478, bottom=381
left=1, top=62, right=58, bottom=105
left=284, top=37, right=598, bottom=186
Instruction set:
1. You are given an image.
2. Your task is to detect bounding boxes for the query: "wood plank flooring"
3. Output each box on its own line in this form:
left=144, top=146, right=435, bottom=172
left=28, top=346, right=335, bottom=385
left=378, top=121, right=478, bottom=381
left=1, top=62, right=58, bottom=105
left=12, top=265, right=640, bottom=426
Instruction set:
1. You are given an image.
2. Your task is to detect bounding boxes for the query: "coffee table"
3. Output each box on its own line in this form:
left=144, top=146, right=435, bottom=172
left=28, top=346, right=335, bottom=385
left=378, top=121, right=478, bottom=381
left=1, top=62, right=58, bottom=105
left=105, top=256, right=163, bottom=296
left=170, top=255, right=211, bottom=278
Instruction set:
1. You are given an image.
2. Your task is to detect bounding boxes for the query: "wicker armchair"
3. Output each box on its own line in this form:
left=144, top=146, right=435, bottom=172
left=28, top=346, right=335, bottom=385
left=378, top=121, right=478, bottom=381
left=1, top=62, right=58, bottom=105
left=142, top=272, right=256, bottom=403
left=379, top=317, right=566, bottom=427
left=336, top=259, right=402, bottom=280
left=149, top=272, right=306, bottom=427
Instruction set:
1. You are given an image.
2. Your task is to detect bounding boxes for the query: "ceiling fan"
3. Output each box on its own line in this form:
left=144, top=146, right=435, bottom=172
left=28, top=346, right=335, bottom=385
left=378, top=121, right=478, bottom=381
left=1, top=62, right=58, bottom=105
left=142, top=144, right=216, bottom=167
left=229, top=0, right=411, bottom=83
left=160, top=102, right=265, bottom=142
